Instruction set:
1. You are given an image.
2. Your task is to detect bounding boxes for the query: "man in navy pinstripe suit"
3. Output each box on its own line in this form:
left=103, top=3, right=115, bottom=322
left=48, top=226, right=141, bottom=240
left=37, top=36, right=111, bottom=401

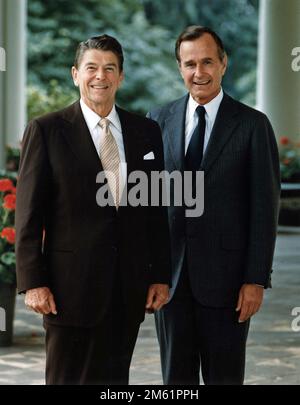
left=148, top=26, right=280, bottom=385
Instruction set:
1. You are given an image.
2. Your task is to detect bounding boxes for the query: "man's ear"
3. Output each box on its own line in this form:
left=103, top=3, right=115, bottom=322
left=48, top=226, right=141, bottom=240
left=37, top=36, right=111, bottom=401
left=177, top=61, right=184, bottom=79
left=71, top=66, right=79, bottom=86
left=222, top=53, right=228, bottom=76
left=118, top=70, right=124, bottom=88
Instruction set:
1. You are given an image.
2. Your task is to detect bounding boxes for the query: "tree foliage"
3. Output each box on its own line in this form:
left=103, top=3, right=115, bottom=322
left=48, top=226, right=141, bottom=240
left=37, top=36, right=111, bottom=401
left=27, top=0, right=259, bottom=116
left=142, top=0, right=259, bottom=104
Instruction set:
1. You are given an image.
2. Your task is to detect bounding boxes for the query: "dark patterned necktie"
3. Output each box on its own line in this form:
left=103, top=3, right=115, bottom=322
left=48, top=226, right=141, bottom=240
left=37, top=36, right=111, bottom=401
left=185, top=105, right=206, bottom=171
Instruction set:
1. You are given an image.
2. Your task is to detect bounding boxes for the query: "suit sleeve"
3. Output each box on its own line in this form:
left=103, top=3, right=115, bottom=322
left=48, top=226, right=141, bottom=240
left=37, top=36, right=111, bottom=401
left=147, top=120, right=172, bottom=286
left=244, top=114, right=281, bottom=287
left=16, top=119, right=51, bottom=293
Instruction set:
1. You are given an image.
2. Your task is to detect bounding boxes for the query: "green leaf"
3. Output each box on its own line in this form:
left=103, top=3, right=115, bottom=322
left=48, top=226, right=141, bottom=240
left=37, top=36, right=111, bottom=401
left=0, top=252, right=16, bottom=266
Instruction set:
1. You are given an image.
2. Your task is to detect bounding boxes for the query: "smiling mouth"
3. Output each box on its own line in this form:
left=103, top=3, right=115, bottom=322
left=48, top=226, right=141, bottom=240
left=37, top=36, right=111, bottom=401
left=193, top=80, right=210, bottom=86
left=91, top=85, right=109, bottom=90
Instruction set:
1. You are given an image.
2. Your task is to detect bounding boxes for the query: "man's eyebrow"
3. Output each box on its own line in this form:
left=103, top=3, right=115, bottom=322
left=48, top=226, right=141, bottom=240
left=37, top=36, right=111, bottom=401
left=183, top=59, right=195, bottom=65
left=105, top=63, right=117, bottom=67
left=183, top=57, right=214, bottom=65
left=84, top=62, right=98, bottom=67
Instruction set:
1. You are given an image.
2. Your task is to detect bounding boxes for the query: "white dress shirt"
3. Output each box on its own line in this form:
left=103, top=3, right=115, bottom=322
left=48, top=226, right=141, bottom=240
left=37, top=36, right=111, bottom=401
left=184, top=89, right=224, bottom=156
left=80, top=99, right=127, bottom=182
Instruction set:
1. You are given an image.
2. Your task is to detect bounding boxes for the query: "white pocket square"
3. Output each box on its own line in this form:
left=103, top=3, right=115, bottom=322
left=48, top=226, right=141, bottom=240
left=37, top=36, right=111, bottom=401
left=143, top=151, right=155, bottom=160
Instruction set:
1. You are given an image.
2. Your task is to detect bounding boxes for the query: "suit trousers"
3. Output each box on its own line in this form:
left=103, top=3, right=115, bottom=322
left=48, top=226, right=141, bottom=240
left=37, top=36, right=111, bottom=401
left=45, top=266, right=141, bottom=385
left=155, top=259, right=250, bottom=385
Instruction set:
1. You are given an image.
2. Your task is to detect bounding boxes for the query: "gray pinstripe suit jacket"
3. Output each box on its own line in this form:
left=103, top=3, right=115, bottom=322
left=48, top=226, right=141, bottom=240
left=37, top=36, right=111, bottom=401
left=148, top=92, right=280, bottom=307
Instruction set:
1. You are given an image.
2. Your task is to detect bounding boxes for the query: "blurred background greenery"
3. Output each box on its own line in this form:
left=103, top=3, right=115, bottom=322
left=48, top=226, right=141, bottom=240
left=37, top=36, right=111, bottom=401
left=27, top=0, right=259, bottom=119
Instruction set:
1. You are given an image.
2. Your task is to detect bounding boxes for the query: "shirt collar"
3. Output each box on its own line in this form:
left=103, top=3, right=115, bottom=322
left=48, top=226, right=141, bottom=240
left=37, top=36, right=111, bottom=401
left=187, top=88, right=224, bottom=122
left=80, top=99, right=121, bottom=132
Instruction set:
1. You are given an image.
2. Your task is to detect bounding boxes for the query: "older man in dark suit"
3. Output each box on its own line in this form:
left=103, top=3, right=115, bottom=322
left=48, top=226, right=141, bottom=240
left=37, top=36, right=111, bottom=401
left=148, top=26, right=280, bottom=385
left=16, top=34, right=171, bottom=385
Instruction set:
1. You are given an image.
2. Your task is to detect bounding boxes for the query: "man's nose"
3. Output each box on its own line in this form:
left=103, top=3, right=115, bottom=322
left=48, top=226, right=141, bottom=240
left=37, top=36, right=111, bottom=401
left=194, top=64, right=204, bottom=77
left=95, top=69, right=105, bottom=80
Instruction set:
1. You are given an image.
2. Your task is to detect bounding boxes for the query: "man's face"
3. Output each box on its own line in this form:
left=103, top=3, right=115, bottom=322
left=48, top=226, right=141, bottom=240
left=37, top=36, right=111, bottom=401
left=72, top=49, right=124, bottom=114
left=178, top=33, right=227, bottom=105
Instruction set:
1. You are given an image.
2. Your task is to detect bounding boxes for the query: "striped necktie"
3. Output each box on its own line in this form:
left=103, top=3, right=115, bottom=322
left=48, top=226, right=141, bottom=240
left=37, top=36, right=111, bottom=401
left=99, top=117, right=121, bottom=208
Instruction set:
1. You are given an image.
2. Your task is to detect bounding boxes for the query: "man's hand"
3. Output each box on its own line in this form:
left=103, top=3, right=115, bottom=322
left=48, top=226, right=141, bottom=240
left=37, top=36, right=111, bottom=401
left=25, top=287, right=57, bottom=315
left=236, top=283, right=264, bottom=322
left=145, top=284, right=169, bottom=313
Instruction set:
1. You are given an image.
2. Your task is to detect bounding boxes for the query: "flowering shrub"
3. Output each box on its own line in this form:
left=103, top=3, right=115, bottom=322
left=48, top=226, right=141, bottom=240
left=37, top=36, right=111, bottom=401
left=0, top=172, right=17, bottom=285
left=279, top=136, right=300, bottom=182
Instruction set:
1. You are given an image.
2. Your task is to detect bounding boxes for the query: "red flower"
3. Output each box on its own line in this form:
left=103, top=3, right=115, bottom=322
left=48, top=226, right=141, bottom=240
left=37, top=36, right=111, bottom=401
left=0, top=178, right=14, bottom=192
left=280, top=136, right=289, bottom=146
left=1, top=227, right=16, bottom=244
left=11, top=186, right=17, bottom=194
left=3, top=193, right=16, bottom=210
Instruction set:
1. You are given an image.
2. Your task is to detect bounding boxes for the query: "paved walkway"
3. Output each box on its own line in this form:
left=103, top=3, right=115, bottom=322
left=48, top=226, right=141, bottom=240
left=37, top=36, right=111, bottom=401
left=0, top=229, right=299, bottom=385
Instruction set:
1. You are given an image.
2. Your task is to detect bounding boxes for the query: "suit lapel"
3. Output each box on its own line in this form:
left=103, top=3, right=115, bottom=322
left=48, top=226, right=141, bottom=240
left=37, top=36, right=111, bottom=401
left=116, top=107, right=142, bottom=177
left=201, top=93, right=240, bottom=176
left=116, top=106, right=150, bottom=213
left=164, top=95, right=188, bottom=172
left=60, top=101, right=103, bottom=174
left=60, top=103, right=145, bottom=211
